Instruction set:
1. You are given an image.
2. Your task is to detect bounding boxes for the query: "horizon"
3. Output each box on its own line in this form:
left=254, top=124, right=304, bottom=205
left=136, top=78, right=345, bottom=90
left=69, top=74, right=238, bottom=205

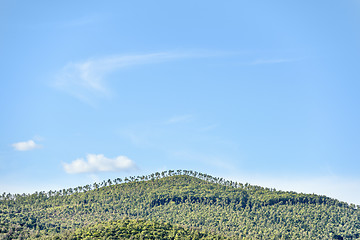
left=1, top=168, right=358, bottom=207
left=1, top=1, right=360, bottom=205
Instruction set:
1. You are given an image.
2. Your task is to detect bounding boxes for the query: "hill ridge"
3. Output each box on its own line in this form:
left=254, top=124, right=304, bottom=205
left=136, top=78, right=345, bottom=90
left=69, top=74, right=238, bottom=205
left=1, top=170, right=359, bottom=239
left=1, top=169, right=353, bottom=209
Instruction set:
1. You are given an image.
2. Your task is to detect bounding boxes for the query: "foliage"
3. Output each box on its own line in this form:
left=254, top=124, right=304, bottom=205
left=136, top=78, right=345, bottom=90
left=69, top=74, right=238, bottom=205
left=0, top=170, right=359, bottom=239
left=48, top=218, right=227, bottom=240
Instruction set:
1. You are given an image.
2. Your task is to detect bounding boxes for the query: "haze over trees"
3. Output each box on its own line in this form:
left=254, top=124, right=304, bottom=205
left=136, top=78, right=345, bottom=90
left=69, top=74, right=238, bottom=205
left=0, top=170, right=359, bottom=239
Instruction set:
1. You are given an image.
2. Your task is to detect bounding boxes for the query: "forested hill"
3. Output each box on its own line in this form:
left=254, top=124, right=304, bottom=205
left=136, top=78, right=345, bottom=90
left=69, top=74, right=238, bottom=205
left=1, top=170, right=360, bottom=239
left=51, top=218, right=228, bottom=239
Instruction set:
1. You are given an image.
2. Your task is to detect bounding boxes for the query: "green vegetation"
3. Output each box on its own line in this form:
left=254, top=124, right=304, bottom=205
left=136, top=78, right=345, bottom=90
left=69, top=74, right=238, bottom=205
left=1, top=170, right=359, bottom=239
left=50, top=218, right=227, bottom=240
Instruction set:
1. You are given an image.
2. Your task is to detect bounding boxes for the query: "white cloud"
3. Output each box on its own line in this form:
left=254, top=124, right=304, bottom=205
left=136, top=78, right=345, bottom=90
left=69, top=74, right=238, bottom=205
left=54, top=52, right=192, bottom=104
left=63, top=154, right=136, bottom=174
left=12, top=140, right=42, bottom=151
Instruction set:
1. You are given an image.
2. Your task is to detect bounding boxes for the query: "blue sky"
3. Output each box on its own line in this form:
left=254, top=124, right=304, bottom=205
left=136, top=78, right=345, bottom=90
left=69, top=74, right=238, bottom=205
left=1, top=1, right=360, bottom=204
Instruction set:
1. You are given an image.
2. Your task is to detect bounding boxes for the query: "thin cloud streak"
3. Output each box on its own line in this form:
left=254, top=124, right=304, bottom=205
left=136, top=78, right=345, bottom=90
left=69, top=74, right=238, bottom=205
left=54, top=50, right=242, bottom=104
left=250, top=58, right=298, bottom=65
left=54, top=52, right=206, bottom=104
left=61, top=16, right=100, bottom=28
left=173, top=150, right=235, bottom=171
left=166, top=114, right=193, bottom=124
left=198, top=124, right=218, bottom=132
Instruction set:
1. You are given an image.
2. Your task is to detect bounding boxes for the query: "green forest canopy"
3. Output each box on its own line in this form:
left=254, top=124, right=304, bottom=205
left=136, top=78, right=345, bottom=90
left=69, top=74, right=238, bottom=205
left=1, top=170, right=359, bottom=239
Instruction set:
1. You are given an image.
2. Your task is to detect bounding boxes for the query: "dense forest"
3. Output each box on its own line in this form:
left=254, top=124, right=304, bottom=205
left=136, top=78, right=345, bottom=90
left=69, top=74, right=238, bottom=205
left=1, top=170, right=359, bottom=239
left=49, top=218, right=228, bottom=239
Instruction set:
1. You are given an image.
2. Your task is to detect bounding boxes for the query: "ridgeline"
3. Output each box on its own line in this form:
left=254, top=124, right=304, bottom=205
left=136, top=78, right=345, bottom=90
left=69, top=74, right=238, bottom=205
left=1, top=170, right=359, bottom=239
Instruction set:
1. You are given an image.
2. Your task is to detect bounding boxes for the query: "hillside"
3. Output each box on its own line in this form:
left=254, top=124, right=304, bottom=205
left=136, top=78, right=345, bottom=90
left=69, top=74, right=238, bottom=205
left=0, top=170, right=359, bottom=239
left=50, top=218, right=228, bottom=240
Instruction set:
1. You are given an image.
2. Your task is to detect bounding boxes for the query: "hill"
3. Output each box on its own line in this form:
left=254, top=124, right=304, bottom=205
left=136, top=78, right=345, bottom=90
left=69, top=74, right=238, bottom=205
left=0, top=170, right=359, bottom=239
left=50, top=218, right=228, bottom=240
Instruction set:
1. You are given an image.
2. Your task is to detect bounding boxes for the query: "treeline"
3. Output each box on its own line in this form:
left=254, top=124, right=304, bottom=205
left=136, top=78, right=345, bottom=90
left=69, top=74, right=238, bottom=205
left=1, top=170, right=242, bottom=200
left=0, top=170, right=359, bottom=239
left=1, top=169, right=354, bottom=209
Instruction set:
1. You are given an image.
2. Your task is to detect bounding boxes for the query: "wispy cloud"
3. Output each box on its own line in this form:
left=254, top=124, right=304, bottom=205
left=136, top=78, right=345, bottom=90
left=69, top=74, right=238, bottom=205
left=63, top=154, right=136, bottom=174
left=61, top=16, right=100, bottom=28
left=12, top=140, right=42, bottom=151
left=33, top=135, right=45, bottom=141
left=173, top=150, right=235, bottom=171
left=121, top=130, right=150, bottom=147
left=198, top=124, right=218, bottom=132
left=26, top=14, right=102, bottom=31
left=166, top=114, right=193, bottom=124
left=250, top=58, right=297, bottom=65
left=54, top=52, right=197, bottom=104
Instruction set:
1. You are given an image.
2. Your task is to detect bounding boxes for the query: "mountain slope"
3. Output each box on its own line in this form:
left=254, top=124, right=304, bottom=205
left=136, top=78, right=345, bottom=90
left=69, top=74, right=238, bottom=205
left=0, top=170, right=359, bottom=239
left=51, top=218, right=228, bottom=240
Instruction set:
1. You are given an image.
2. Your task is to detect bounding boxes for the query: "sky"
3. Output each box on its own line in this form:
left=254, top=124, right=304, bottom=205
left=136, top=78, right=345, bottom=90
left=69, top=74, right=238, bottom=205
left=1, top=1, right=360, bottom=205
